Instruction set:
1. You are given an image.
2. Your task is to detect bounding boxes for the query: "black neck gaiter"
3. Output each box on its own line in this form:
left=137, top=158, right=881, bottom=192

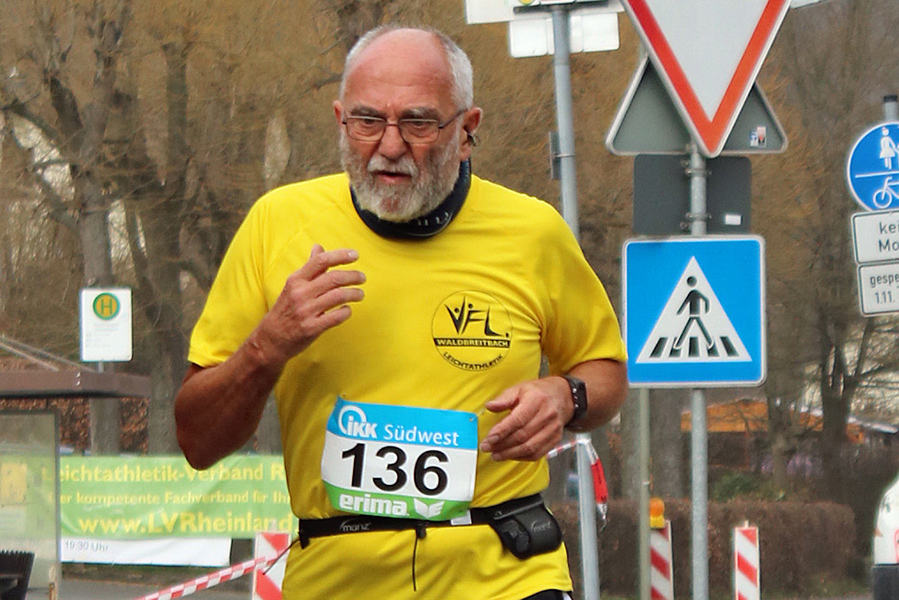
left=351, top=160, right=471, bottom=240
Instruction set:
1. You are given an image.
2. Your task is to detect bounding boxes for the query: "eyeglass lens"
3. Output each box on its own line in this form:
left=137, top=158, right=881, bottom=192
left=345, top=117, right=440, bottom=143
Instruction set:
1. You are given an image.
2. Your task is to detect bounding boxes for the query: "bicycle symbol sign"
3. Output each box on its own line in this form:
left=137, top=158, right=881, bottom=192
left=846, top=121, right=899, bottom=211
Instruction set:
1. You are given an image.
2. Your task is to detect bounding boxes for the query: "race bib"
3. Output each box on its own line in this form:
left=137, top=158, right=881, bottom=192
left=321, top=397, right=478, bottom=521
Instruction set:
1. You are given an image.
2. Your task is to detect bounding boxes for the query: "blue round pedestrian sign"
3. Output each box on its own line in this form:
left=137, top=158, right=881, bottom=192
left=846, top=121, right=899, bottom=211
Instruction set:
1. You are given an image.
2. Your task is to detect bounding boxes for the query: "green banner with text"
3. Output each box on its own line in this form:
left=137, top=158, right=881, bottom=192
left=60, top=455, right=295, bottom=539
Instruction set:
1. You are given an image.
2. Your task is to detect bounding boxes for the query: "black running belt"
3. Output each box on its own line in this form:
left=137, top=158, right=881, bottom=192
left=298, top=493, right=544, bottom=547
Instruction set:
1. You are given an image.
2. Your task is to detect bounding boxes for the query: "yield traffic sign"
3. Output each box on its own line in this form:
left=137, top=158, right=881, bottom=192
left=606, top=57, right=788, bottom=156
left=619, top=0, right=790, bottom=157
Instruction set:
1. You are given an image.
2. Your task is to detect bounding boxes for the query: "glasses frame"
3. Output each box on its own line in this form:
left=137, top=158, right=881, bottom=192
left=342, top=109, right=467, bottom=145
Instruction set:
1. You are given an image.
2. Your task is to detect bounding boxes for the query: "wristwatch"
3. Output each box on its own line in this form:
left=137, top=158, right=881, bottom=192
left=562, top=375, right=588, bottom=427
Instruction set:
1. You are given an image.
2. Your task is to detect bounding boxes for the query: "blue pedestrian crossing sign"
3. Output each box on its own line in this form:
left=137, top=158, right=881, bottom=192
left=623, top=236, right=766, bottom=387
left=846, top=121, right=899, bottom=211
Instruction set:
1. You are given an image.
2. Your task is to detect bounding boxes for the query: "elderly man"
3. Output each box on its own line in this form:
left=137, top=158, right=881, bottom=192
left=175, top=25, right=627, bottom=600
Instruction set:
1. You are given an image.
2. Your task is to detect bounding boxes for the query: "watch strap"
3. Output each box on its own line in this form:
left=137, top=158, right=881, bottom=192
left=562, top=375, right=588, bottom=427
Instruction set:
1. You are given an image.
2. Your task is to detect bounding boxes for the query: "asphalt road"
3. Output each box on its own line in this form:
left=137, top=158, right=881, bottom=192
left=27, top=578, right=249, bottom=600
left=24, top=581, right=876, bottom=600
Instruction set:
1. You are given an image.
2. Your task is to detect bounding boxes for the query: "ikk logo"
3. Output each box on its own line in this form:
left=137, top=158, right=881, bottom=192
left=337, top=404, right=378, bottom=439
left=432, top=291, right=512, bottom=371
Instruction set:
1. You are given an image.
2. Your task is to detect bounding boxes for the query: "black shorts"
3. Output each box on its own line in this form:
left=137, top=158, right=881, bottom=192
left=523, top=591, right=571, bottom=600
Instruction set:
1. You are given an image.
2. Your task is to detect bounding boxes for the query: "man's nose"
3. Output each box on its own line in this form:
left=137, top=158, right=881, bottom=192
left=376, top=123, right=409, bottom=160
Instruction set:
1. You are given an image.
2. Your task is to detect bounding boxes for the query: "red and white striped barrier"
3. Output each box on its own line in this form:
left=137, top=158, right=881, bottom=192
left=131, top=538, right=292, bottom=600
left=253, top=531, right=291, bottom=600
left=734, top=525, right=761, bottom=600
left=547, top=438, right=609, bottom=525
left=650, top=521, right=674, bottom=600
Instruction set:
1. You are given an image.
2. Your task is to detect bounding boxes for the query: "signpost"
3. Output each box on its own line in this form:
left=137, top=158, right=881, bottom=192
left=850, top=210, right=899, bottom=316
left=633, top=155, right=751, bottom=235
left=615, top=5, right=788, bottom=599
left=79, top=287, right=132, bottom=363
left=619, top=0, right=790, bottom=157
left=852, top=209, right=899, bottom=264
left=858, top=263, right=899, bottom=316
left=507, top=7, right=620, bottom=57
left=467, top=2, right=792, bottom=599
left=623, top=237, right=766, bottom=387
left=464, top=0, right=622, bottom=58
left=846, top=101, right=899, bottom=317
left=607, top=57, right=788, bottom=156
left=846, top=121, right=899, bottom=211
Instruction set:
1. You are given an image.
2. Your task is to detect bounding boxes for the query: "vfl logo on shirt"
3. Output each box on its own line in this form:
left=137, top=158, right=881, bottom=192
left=432, top=291, right=512, bottom=371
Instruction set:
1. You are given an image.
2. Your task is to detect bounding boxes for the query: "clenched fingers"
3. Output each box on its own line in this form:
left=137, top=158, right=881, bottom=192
left=479, top=379, right=569, bottom=461
left=258, top=246, right=365, bottom=362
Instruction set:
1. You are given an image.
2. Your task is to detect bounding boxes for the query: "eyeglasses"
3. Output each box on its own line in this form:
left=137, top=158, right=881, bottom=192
left=342, top=110, right=467, bottom=144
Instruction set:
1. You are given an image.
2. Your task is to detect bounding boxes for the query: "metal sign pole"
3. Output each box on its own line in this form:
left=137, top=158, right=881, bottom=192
left=576, top=432, right=600, bottom=600
left=638, top=388, right=651, bottom=600
left=885, top=94, right=899, bottom=121
left=687, top=144, right=710, bottom=600
left=552, top=7, right=581, bottom=238
left=548, top=7, right=599, bottom=600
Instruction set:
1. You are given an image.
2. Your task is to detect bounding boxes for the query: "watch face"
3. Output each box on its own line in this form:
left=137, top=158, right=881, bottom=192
left=574, top=383, right=587, bottom=413
left=564, top=375, right=587, bottom=425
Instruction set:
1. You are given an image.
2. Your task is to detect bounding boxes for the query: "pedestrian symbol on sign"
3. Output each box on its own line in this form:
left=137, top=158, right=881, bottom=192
left=637, top=258, right=751, bottom=364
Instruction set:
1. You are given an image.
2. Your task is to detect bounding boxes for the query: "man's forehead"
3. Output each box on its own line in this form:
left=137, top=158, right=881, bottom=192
left=353, top=29, right=445, bottom=65
left=343, top=30, right=452, bottom=96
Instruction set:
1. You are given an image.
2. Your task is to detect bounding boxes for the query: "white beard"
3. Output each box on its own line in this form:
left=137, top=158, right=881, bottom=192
left=341, top=132, right=461, bottom=222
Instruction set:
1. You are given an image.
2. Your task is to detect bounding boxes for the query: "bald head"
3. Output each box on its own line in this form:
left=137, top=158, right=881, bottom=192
left=339, top=26, right=474, bottom=111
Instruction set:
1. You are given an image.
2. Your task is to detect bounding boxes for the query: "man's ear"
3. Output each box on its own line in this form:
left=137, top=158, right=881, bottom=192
left=333, top=101, right=344, bottom=126
left=463, top=107, right=483, bottom=137
left=460, top=107, right=483, bottom=159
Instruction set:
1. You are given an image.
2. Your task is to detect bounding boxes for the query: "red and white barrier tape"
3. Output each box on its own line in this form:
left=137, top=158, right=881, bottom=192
left=253, top=531, right=291, bottom=600
left=131, top=552, right=284, bottom=600
left=547, top=437, right=609, bottom=526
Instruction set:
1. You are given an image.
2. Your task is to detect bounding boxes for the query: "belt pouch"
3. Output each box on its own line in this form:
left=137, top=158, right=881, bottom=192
left=487, top=501, right=563, bottom=559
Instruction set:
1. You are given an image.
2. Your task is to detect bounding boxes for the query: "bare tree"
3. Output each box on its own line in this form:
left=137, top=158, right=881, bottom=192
left=2, top=0, right=132, bottom=454
left=762, top=0, right=899, bottom=500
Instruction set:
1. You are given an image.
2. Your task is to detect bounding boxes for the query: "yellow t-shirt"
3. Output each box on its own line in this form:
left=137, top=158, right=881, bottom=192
left=188, top=172, right=626, bottom=599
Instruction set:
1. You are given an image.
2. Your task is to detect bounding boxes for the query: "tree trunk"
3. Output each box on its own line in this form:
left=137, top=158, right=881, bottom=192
left=766, top=397, right=796, bottom=491
left=70, top=3, right=132, bottom=455
left=820, top=379, right=851, bottom=502
left=141, top=41, right=191, bottom=454
left=330, top=0, right=384, bottom=52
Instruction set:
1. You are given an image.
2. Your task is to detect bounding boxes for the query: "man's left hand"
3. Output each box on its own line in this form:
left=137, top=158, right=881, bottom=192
left=478, top=359, right=628, bottom=461
left=479, top=377, right=571, bottom=461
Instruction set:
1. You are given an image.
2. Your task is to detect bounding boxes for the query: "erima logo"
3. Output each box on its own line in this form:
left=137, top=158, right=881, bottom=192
left=338, top=494, right=409, bottom=516
left=337, top=405, right=378, bottom=439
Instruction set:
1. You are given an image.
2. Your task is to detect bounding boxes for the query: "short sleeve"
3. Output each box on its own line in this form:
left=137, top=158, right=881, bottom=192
left=187, top=200, right=272, bottom=368
left=535, top=209, right=627, bottom=374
